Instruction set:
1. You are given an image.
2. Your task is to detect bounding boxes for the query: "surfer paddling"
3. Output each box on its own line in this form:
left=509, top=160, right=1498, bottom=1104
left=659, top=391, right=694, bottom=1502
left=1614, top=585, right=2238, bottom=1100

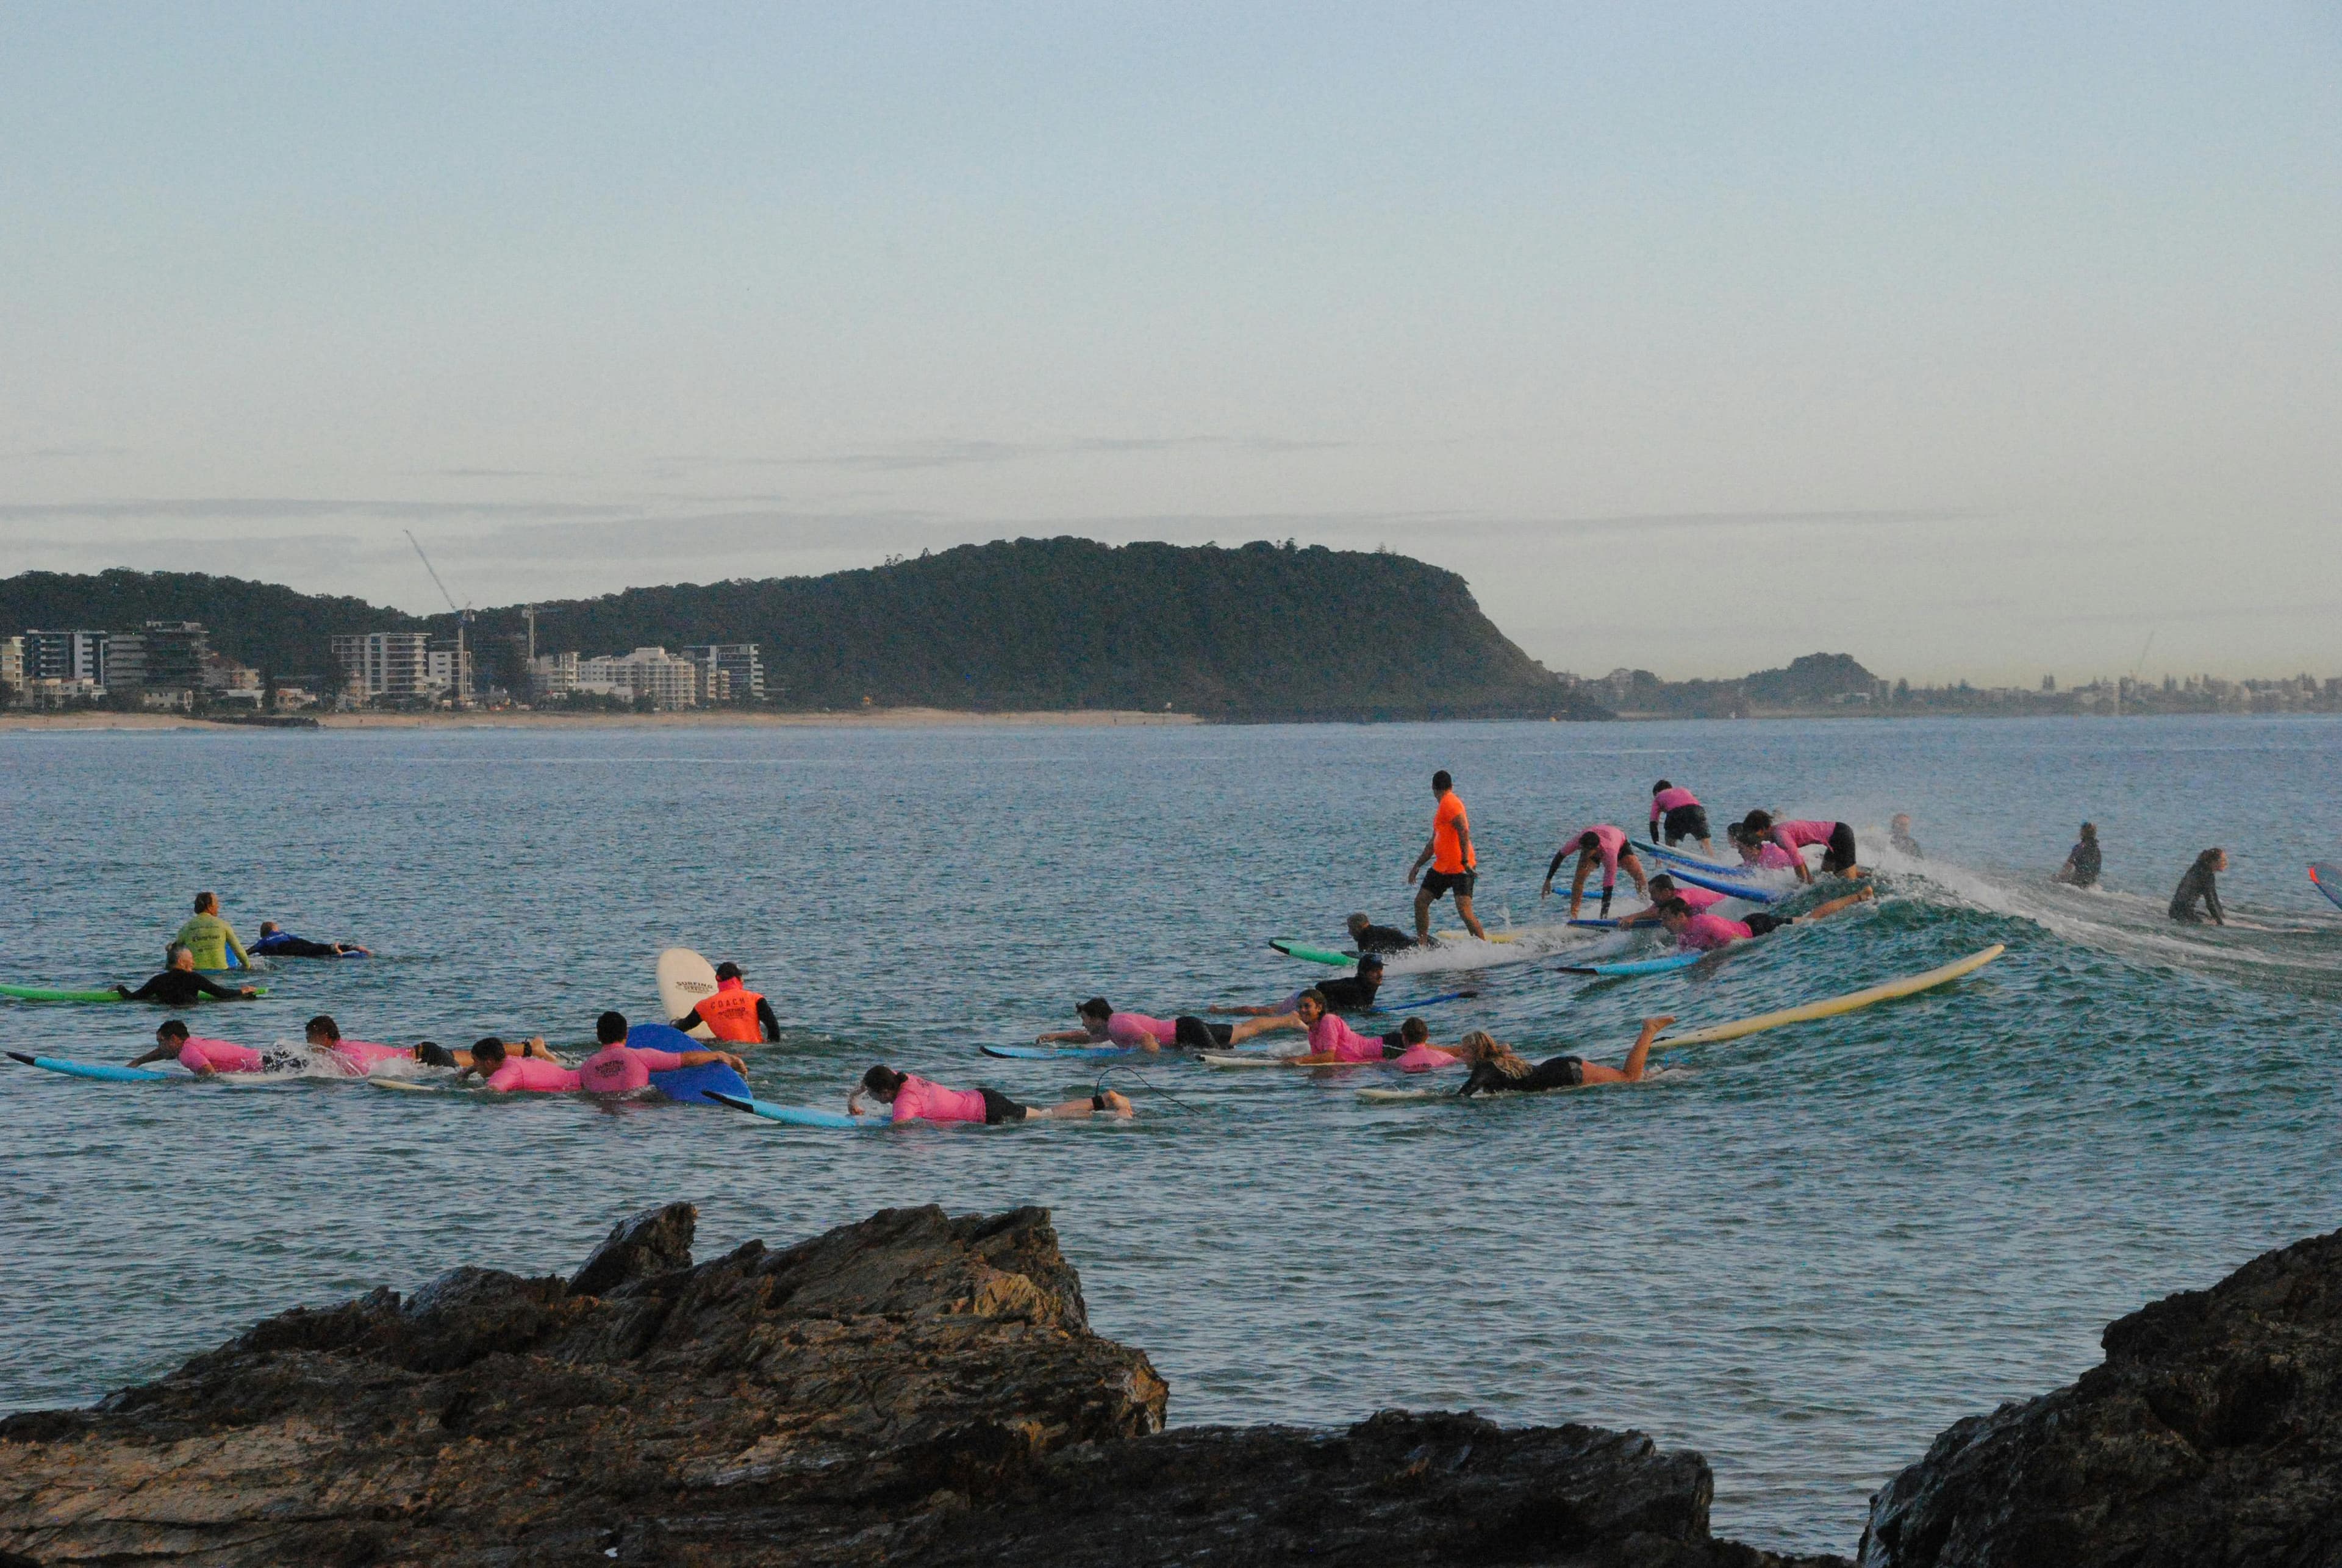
left=1659, top=886, right=1875, bottom=951
left=851, top=1065, right=1132, bottom=1123
left=1649, top=781, right=1714, bottom=853
left=1216, top=954, right=1385, bottom=1018
left=253, top=922, right=369, bottom=958
left=1408, top=770, right=1488, bottom=942
left=1037, top=997, right=1235, bottom=1051
left=125, top=1020, right=273, bottom=1075
left=1542, top=825, right=1650, bottom=918
left=1615, top=873, right=1728, bottom=926
left=1347, top=912, right=1420, bottom=954
left=1452, top=1016, right=1675, bottom=1096
left=576, top=1012, right=745, bottom=1094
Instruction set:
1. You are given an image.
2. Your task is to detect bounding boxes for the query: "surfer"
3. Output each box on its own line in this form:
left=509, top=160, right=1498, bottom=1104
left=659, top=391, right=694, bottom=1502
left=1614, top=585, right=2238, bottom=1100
left=1659, top=886, right=1875, bottom=951
left=252, top=922, right=369, bottom=959
left=1736, top=811, right=1861, bottom=882
left=1453, top=1016, right=1675, bottom=1096
left=2168, top=848, right=2227, bottom=925
left=851, top=1065, right=1133, bottom=1123
left=115, top=946, right=259, bottom=1004
left=1615, top=873, right=1727, bottom=926
left=576, top=1011, right=746, bottom=1094
left=670, top=962, right=781, bottom=1043
left=1347, top=912, right=1420, bottom=955
left=2055, top=823, right=2102, bottom=887
left=1245, top=988, right=1398, bottom=1062
left=1541, top=825, right=1650, bottom=918
left=173, top=892, right=252, bottom=971
left=1889, top=814, right=1923, bottom=859
left=1408, top=770, right=1488, bottom=942
left=1729, top=823, right=1802, bottom=870
left=1384, top=1015, right=1457, bottom=1072
left=125, top=1019, right=268, bottom=1075
left=1037, top=998, right=1234, bottom=1051
left=1214, top=954, right=1386, bottom=1028
left=460, top=1036, right=584, bottom=1093
left=1649, top=781, right=1713, bottom=852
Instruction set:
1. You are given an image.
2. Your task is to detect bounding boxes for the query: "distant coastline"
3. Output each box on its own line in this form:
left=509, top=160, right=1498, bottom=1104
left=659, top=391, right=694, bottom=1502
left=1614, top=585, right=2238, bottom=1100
left=0, top=707, right=1203, bottom=733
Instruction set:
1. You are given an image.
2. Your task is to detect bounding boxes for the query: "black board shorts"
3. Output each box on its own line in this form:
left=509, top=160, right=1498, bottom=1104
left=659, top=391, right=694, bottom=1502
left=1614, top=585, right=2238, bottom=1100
left=1822, top=822, right=1858, bottom=873
left=1661, top=804, right=1711, bottom=843
left=978, top=1087, right=1029, bottom=1125
left=1173, top=1015, right=1234, bottom=1049
left=1422, top=868, right=1477, bottom=900
left=1744, top=912, right=1794, bottom=937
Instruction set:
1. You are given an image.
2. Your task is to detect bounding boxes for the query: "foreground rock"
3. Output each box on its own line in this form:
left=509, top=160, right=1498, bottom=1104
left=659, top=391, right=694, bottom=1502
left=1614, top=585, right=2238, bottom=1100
left=0, top=1203, right=1830, bottom=1567
left=1860, top=1227, right=2342, bottom=1567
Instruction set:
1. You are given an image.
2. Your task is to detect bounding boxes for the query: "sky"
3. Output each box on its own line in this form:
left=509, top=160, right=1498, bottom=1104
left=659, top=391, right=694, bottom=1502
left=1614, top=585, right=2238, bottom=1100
left=2, top=4, right=2338, bottom=685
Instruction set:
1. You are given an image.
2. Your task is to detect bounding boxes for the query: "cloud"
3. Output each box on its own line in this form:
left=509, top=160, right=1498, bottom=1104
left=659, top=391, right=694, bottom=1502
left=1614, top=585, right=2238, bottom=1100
left=646, top=433, right=1356, bottom=474
left=0, top=497, right=631, bottom=522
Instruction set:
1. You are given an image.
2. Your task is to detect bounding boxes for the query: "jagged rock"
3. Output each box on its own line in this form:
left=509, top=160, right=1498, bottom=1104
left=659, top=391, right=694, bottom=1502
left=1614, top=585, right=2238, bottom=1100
left=1859, top=1227, right=2342, bottom=1567
left=568, top=1200, right=698, bottom=1297
left=0, top=1203, right=1826, bottom=1567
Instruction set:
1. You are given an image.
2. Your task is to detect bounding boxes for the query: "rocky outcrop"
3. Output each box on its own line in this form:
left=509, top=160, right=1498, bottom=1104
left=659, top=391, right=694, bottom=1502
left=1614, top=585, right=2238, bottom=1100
left=1860, top=1227, right=2342, bottom=1567
left=0, top=1203, right=1828, bottom=1568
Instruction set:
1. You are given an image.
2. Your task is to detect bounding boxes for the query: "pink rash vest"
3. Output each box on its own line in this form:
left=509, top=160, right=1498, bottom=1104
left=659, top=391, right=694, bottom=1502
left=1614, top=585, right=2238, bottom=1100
left=178, top=1037, right=262, bottom=1074
left=1105, top=1012, right=1176, bottom=1048
left=1567, top=824, right=1631, bottom=886
left=889, top=1074, right=988, bottom=1123
left=485, top=1056, right=582, bottom=1093
left=1674, top=913, right=1754, bottom=952
left=1770, top=820, right=1837, bottom=854
left=1649, top=787, right=1700, bottom=825
left=576, top=1043, right=686, bottom=1095
left=1306, top=1012, right=1386, bottom=1063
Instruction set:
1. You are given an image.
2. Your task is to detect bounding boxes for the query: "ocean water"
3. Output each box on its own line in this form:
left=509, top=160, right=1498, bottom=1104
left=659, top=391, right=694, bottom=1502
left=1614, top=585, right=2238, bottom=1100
left=4, top=716, right=2339, bottom=1555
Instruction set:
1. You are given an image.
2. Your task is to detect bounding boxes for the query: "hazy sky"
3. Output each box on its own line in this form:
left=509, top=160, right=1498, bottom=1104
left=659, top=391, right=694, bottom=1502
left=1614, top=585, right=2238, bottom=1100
left=3, top=4, right=2337, bottom=683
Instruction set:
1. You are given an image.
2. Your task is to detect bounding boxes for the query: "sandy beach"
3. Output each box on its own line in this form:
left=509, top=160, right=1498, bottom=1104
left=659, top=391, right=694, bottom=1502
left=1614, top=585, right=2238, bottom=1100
left=0, top=707, right=1201, bottom=733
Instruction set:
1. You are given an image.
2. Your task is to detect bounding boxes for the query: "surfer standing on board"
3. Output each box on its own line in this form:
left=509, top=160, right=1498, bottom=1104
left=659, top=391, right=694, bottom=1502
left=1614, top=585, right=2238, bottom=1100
left=1408, top=770, right=1488, bottom=942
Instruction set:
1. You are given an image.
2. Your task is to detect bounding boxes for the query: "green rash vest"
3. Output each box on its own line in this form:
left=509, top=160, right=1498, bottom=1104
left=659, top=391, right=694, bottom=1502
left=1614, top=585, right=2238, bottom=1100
left=173, top=912, right=251, bottom=971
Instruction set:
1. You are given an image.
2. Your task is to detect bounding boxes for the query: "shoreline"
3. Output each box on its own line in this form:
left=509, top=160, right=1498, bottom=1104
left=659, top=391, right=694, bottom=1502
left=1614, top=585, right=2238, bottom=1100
left=0, top=707, right=1203, bottom=732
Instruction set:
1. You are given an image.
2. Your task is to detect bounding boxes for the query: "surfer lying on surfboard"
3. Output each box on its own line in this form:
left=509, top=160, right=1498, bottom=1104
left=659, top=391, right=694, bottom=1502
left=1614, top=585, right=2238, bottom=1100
left=1222, top=988, right=1436, bottom=1062
left=851, top=1064, right=1132, bottom=1124
left=1613, top=875, right=1728, bottom=927
left=1036, top=997, right=1236, bottom=1051
left=1258, top=1009, right=1461, bottom=1069
left=1347, top=913, right=1420, bottom=954
left=123, top=1019, right=298, bottom=1075
left=1661, top=886, right=1874, bottom=951
left=1453, top=1017, right=1674, bottom=1096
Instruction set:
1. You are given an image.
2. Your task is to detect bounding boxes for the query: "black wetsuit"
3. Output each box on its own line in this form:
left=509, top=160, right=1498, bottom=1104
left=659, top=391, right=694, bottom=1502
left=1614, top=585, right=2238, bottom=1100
left=118, top=970, right=242, bottom=1005
left=2169, top=862, right=2224, bottom=925
left=1889, top=828, right=1923, bottom=859
left=1173, top=1016, right=1236, bottom=1049
left=2062, top=840, right=2101, bottom=887
left=1352, top=923, right=1418, bottom=956
left=254, top=933, right=343, bottom=959
left=1458, top=1056, right=1584, bottom=1096
left=1314, top=974, right=1382, bottom=1012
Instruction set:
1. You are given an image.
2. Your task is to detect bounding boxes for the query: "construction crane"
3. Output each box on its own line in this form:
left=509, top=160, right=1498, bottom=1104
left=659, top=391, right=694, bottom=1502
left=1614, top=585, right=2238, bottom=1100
left=404, top=531, right=473, bottom=711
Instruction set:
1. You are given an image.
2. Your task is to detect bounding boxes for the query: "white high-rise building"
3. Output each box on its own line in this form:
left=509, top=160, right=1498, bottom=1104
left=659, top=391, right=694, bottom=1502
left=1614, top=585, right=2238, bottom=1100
left=332, top=632, right=431, bottom=702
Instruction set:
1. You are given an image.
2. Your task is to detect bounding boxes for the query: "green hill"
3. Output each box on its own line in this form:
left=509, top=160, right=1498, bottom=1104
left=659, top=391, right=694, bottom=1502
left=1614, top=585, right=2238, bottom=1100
left=1, top=539, right=1606, bottom=721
